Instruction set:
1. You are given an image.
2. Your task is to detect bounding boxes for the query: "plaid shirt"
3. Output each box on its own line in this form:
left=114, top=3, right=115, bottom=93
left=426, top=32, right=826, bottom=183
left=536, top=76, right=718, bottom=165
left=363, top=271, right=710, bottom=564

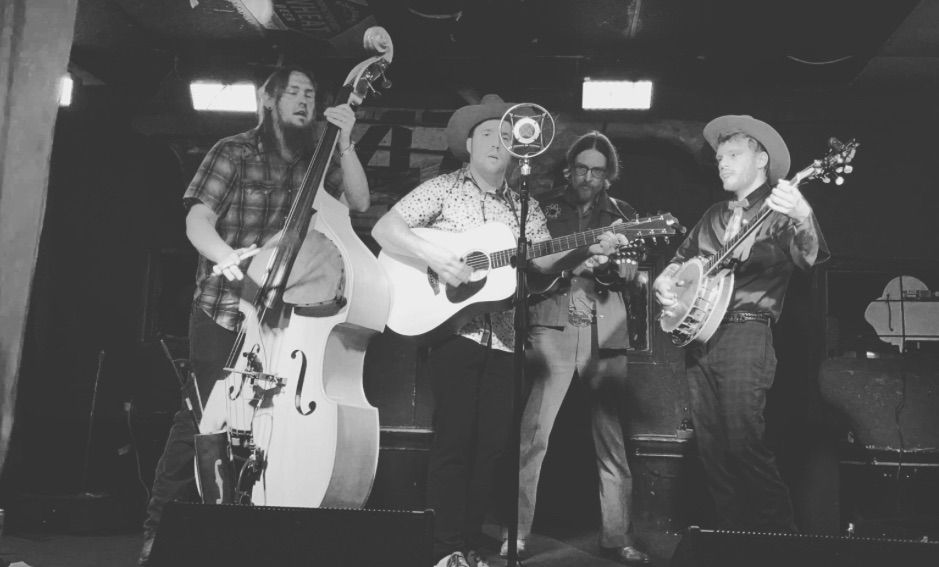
left=392, top=167, right=551, bottom=352
left=184, top=126, right=340, bottom=330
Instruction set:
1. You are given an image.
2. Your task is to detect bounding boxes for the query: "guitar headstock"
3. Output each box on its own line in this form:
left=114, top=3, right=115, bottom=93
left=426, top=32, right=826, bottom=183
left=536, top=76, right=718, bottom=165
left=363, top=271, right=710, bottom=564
left=620, top=212, right=685, bottom=246
left=795, top=137, right=860, bottom=186
left=342, top=27, right=394, bottom=107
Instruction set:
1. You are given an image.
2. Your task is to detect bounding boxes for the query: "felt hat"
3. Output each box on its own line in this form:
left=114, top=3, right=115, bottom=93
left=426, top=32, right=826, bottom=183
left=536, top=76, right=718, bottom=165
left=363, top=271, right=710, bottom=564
left=703, top=114, right=791, bottom=182
left=446, top=93, right=514, bottom=162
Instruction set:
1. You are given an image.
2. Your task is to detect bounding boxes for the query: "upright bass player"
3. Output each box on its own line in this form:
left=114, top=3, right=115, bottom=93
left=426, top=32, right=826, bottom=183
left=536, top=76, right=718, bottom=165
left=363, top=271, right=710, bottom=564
left=139, top=64, right=370, bottom=565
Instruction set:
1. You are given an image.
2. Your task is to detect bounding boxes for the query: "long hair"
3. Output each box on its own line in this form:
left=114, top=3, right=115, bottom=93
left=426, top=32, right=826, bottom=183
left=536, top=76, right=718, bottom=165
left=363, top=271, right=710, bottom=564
left=564, top=130, right=621, bottom=182
left=257, top=66, right=318, bottom=157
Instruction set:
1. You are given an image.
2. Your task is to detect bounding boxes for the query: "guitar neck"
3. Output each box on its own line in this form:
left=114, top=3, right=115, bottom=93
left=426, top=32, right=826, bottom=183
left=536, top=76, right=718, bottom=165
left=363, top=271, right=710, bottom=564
left=488, top=222, right=646, bottom=269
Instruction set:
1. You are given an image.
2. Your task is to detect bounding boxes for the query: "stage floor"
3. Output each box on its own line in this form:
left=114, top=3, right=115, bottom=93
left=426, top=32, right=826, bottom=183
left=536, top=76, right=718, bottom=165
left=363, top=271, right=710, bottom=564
left=0, top=524, right=680, bottom=567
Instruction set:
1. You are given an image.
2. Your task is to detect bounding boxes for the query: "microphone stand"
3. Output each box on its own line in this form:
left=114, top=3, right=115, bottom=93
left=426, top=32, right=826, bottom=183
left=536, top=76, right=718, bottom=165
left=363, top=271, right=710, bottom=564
left=506, top=157, right=533, bottom=567
left=499, top=102, right=553, bottom=567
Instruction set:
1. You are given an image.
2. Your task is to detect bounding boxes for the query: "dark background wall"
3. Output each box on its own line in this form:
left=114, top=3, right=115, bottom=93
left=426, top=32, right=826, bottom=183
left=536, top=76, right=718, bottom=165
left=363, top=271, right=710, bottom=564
left=5, top=81, right=939, bottom=536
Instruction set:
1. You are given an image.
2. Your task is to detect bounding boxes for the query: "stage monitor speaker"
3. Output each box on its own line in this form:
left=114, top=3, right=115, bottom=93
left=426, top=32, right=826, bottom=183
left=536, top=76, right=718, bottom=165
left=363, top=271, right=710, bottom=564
left=149, top=502, right=434, bottom=567
left=671, top=525, right=939, bottom=567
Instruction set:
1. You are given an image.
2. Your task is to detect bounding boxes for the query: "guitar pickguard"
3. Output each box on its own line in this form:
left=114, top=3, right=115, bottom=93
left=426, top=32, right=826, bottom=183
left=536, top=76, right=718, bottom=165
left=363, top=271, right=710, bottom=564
left=446, top=276, right=487, bottom=304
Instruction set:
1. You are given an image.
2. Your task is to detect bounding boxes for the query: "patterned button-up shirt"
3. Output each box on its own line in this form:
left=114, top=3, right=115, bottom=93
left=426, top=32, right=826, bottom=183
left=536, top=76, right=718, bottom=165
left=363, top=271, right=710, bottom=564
left=183, top=126, right=340, bottom=330
left=392, top=167, right=552, bottom=352
left=670, top=182, right=830, bottom=321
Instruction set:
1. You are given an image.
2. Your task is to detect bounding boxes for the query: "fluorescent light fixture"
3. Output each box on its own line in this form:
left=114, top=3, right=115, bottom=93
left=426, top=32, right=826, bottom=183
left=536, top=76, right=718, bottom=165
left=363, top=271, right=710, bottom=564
left=58, top=75, right=73, bottom=107
left=582, top=79, right=652, bottom=110
left=190, top=81, right=257, bottom=112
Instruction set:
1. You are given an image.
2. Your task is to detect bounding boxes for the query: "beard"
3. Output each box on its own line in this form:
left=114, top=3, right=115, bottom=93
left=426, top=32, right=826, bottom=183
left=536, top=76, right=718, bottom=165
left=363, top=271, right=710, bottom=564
left=281, top=120, right=315, bottom=156
left=259, top=107, right=315, bottom=158
left=573, top=180, right=601, bottom=205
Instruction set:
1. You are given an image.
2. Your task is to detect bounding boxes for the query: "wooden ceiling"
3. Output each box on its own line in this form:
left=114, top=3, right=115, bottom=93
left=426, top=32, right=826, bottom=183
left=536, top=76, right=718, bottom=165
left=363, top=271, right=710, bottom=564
left=69, top=0, right=939, bottom=112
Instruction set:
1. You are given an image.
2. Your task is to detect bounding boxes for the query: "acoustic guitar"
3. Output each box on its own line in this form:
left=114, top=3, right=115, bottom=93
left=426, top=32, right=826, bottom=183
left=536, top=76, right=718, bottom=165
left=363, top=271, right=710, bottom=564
left=378, top=214, right=679, bottom=337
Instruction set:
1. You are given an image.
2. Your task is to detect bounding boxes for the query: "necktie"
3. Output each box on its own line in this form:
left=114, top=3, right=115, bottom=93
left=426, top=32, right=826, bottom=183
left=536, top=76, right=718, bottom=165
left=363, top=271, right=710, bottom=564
left=724, top=202, right=745, bottom=243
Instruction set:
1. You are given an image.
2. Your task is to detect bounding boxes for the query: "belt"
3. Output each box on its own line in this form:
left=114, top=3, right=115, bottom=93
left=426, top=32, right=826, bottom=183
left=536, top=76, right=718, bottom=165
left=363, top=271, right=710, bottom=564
left=722, top=310, right=773, bottom=325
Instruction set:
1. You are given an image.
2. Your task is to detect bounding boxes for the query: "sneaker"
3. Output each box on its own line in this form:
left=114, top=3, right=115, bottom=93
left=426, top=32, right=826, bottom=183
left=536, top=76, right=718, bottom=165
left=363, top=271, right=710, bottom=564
left=498, top=538, right=527, bottom=558
left=600, top=545, right=652, bottom=565
left=434, top=551, right=470, bottom=567
left=464, top=550, right=490, bottom=567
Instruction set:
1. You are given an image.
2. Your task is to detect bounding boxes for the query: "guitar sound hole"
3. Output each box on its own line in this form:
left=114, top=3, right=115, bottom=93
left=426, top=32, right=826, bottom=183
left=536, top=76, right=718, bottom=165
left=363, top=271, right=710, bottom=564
left=446, top=250, right=489, bottom=303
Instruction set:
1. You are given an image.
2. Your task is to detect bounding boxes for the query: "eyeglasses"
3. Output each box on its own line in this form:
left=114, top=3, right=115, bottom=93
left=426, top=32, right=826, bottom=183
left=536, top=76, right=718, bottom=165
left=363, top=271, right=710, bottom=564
left=572, top=165, right=608, bottom=179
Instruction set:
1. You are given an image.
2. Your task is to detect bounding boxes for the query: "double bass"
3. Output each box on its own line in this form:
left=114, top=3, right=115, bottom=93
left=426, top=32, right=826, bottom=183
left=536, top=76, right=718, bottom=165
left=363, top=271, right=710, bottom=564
left=197, top=28, right=393, bottom=508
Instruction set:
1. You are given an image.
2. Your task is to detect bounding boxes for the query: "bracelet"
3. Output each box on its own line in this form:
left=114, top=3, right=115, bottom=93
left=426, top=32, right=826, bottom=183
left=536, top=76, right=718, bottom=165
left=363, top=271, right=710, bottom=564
left=338, top=141, right=356, bottom=157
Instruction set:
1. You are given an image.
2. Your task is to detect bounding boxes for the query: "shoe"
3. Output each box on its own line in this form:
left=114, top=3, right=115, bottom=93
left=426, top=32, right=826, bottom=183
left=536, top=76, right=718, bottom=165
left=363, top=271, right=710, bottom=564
left=600, top=545, right=651, bottom=565
left=434, top=551, right=470, bottom=567
left=464, top=550, right=490, bottom=567
left=138, top=531, right=155, bottom=566
left=499, top=538, right=527, bottom=558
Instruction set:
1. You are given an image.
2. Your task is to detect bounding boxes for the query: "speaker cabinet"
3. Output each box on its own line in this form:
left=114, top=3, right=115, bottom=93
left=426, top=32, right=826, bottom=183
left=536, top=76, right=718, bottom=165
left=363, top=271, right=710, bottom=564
left=149, top=502, right=433, bottom=567
left=671, top=526, right=939, bottom=567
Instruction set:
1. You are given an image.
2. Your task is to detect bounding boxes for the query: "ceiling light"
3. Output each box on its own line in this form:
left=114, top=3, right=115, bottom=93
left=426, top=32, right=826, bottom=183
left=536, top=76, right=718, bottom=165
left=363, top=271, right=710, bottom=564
left=190, top=81, right=257, bottom=112
left=582, top=78, right=652, bottom=110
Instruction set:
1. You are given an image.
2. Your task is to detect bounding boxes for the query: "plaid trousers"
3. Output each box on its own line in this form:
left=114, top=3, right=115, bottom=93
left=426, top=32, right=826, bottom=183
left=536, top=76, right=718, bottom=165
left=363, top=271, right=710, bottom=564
left=685, top=320, right=797, bottom=532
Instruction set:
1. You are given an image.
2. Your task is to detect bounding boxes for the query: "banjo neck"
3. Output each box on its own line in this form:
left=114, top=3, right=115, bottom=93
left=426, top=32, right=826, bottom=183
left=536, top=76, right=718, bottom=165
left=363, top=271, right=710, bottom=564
left=704, top=204, right=774, bottom=276
left=704, top=159, right=822, bottom=276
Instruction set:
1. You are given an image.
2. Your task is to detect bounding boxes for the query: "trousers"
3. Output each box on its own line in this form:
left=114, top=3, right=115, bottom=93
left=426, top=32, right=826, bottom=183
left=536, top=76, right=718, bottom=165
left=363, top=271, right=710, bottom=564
left=686, top=320, right=796, bottom=531
left=518, top=324, right=634, bottom=548
left=425, top=335, right=515, bottom=561
left=142, top=308, right=234, bottom=536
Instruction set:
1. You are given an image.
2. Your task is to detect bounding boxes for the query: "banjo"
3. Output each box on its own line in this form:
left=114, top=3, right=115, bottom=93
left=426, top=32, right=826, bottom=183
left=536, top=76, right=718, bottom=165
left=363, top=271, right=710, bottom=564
left=659, top=137, right=858, bottom=347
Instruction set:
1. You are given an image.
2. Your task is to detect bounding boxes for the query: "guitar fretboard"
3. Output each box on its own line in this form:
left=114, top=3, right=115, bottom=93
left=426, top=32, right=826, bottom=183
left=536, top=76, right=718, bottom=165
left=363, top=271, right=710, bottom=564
left=489, top=217, right=671, bottom=269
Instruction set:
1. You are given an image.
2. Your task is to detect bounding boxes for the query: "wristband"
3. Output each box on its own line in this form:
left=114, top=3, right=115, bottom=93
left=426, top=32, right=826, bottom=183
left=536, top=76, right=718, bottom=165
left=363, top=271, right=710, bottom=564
left=339, top=142, right=356, bottom=157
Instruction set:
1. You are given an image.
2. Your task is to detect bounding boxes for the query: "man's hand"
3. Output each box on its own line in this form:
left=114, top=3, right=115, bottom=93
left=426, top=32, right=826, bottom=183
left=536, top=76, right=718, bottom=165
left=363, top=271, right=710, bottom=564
left=582, top=229, right=629, bottom=271
left=590, top=229, right=629, bottom=256
left=653, top=269, right=679, bottom=307
left=425, top=245, right=473, bottom=287
left=610, top=252, right=639, bottom=281
left=211, top=244, right=259, bottom=281
left=767, top=179, right=812, bottom=223
left=324, top=104, right=357, bottom=145
left=572, top=255, right=608, bottom=276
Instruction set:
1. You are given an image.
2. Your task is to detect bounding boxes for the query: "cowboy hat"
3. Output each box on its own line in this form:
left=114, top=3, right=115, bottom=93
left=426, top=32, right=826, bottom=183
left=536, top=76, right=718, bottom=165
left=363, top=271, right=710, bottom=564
left=446, top=93, right=514, bottom=162
left=703, top=115, right=791, bottom=182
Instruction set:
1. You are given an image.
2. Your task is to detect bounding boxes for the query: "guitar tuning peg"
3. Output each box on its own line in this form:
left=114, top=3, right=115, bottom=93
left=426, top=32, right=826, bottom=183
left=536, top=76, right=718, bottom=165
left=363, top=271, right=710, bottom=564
left=835, top=176, right=844, bottom=186
left=381, top=74, right=393, bottom=89
left=844, top=165, right=853, bottom=174
left=822, top=177, right=831, bottom=184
